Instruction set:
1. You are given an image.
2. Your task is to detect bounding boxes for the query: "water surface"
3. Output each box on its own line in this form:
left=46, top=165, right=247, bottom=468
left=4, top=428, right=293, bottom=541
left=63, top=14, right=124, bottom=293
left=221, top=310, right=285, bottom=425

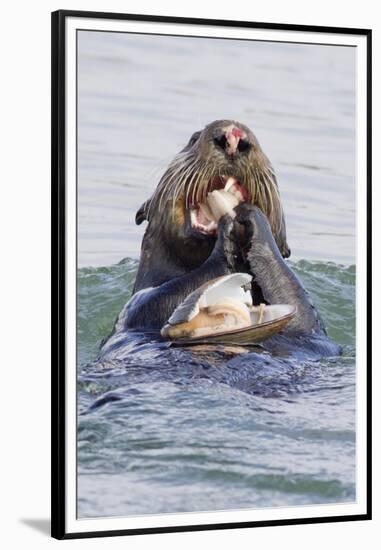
left=77, top=31, right=356, bottom=518
left=78, top=31, right=355, bottom=267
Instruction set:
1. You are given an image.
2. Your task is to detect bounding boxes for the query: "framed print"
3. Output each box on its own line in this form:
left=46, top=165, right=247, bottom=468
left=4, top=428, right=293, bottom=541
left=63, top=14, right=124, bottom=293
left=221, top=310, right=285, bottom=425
left=51, top=10, right=372, bottom=540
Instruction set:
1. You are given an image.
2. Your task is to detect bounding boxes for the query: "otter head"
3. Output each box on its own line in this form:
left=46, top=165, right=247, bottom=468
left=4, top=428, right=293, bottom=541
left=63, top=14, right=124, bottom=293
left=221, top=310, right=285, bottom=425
left=136, top=120, right=290, bottom=262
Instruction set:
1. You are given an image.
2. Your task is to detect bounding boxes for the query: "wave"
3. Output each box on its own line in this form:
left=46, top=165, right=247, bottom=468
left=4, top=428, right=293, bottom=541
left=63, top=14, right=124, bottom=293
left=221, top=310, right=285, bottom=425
left=77, top=258, right=355, bottom=366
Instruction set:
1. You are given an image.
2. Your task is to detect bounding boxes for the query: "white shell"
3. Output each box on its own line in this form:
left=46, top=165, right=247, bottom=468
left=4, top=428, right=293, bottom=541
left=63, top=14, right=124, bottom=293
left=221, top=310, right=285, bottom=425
left=161, top=273, right=296, bottom=343
left=206, top=189, right=239, bottom=221
left=166, top=273, right=252, bottom=327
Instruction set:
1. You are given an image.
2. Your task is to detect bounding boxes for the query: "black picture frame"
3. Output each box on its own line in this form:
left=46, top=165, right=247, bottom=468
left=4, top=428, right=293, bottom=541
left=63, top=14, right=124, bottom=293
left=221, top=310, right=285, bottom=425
left=51, top=9, right=372, bottom=540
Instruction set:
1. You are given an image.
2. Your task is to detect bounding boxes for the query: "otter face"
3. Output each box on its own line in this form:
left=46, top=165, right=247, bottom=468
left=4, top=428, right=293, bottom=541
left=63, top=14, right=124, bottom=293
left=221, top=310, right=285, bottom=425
left=136, top=120, right=290, bottom=258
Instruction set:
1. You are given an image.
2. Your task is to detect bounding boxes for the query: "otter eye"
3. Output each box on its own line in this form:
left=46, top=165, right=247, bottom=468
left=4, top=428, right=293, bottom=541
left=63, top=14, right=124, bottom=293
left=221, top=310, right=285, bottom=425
left=214, top=134, right=227, bottom=150
left=237, top=138, right=251, bottom=153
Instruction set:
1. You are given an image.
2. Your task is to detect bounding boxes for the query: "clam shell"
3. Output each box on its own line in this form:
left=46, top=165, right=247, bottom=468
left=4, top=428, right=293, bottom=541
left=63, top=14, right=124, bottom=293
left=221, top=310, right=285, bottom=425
left=168, top=304, right=296, bottom=346
left=165, top=273, right=252, bottom=327
left=161, top=273, right=296, bottom=345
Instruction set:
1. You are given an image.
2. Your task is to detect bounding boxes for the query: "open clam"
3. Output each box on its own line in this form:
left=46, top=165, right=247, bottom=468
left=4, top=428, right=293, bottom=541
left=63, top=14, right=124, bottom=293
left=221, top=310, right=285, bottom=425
left=161, top=273, right=296, bottom=345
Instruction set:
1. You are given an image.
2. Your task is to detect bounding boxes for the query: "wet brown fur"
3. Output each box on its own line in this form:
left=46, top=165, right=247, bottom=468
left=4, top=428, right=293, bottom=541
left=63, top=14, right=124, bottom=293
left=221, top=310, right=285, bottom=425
left=134, top=120, right=290, bottom=292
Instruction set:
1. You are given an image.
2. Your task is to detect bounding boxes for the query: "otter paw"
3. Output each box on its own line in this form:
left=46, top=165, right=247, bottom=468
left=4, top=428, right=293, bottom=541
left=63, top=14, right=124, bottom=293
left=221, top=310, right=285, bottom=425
left=214, top=213, right=240, bottom=269
left=235, top=203, right=263, bottom=225
left=235, top=203, right=291, bottom=258
left=234, top=203, right=269, bottom=240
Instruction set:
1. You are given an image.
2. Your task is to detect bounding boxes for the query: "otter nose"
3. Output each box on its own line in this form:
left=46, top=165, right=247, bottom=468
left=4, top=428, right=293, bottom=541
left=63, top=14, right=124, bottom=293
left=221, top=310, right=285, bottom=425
left=214, top=126, right=250, bottom=156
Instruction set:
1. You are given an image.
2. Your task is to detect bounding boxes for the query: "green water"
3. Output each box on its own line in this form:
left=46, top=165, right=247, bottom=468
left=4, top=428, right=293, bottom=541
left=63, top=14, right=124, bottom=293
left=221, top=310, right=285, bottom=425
left=77, top=260, right=356, bottom=518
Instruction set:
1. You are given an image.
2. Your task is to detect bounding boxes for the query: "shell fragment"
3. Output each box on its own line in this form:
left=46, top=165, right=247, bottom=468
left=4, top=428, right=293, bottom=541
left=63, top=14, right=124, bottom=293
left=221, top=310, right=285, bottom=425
left=206, top=189, right=239, bottom=221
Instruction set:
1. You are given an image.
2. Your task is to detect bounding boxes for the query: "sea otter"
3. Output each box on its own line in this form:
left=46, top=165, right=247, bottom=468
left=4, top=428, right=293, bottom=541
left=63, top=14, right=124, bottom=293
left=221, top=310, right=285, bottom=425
left=106, top=120, right=339, bottom=356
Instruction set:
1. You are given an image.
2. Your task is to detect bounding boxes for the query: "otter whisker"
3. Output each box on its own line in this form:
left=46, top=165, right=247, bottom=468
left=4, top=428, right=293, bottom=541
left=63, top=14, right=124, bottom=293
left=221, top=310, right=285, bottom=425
left=185, top=161, right=202, bottom=208
left=170, top=156, right=202, bottom=217
left=154, top=172, right=177, bottom=217
left=188, top=162, right=205, bottom=207
left=260, top=167, right=282, bottom=231
left=251, top=168, right=262, bottom=205
left=194, top=164, right=212, bottom=206
left=151, top=154, right=196, bottom=217
left=138, top=120, right=290, bottom=264
left=195, top=166, right=210, bottom=205
left=156, top=176, right=172, bottom=214
left=179, top=158, right=201, bottom=207
left=171, top=167, right=192, bottom=215
left=258, top=173, right=272, bottom=217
